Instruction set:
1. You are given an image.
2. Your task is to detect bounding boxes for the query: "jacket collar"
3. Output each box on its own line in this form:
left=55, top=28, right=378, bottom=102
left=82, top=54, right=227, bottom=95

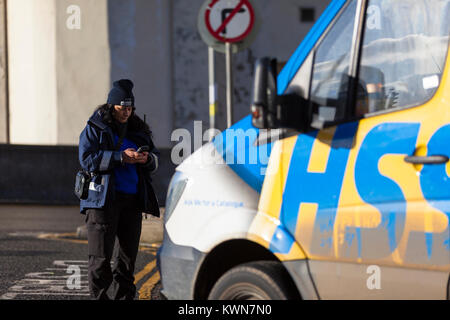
left=87, top=108, right=150, bottom=144
left=87, top=109, right=109, bottom=131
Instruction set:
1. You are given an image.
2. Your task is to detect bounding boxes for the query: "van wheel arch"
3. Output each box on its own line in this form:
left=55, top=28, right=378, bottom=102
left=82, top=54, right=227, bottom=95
left=193, top=239, right=301, bottom=300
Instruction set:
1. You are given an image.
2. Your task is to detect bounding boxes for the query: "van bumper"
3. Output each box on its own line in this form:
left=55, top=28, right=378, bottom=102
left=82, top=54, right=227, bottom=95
left=156, top=229, right=205, bottom=300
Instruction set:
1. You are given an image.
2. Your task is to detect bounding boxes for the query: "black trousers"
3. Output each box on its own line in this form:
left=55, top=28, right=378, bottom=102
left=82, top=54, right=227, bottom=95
left=86, top=193, right=142, bottom=300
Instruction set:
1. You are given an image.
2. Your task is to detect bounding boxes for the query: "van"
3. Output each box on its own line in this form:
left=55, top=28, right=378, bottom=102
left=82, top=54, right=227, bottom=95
left=157, top=0, right=450, bottom=299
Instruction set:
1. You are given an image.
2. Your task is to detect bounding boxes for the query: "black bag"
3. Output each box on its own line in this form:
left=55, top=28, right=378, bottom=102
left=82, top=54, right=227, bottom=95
left=74, top=170, right=91, bottom=200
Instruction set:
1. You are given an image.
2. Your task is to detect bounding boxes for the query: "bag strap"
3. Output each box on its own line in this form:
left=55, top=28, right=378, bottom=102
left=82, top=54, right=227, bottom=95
left=115, top=122, right=128, bottom=151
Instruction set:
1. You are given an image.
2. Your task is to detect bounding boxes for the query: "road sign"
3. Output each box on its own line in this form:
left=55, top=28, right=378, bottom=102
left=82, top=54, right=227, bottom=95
left=198, top=0, right=260, bottom=53
left=198, top=0, right=260, bottom=129
left=205, top=0, right=255, bottom=43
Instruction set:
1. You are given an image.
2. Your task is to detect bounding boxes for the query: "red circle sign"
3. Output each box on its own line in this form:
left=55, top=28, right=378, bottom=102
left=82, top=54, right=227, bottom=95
left=205, top=0, right=255, bottom=43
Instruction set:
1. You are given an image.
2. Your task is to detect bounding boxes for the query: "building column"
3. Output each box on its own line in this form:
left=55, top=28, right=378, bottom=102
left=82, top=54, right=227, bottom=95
left=0, top=0, right=8, bottom=143
left=7, top=0, right=58, bottom=145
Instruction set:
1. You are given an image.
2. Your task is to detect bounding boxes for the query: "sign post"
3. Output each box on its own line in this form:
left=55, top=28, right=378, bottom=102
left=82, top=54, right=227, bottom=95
left=225, top=42, right=234, bottom=128
left=198, top=0, right=260, bottom=129
left=208, top=47, right=217, bottom=140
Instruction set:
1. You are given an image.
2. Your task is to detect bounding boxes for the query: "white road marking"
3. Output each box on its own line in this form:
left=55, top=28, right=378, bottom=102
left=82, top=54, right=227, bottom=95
left=0, top=260, right=90, bottom=300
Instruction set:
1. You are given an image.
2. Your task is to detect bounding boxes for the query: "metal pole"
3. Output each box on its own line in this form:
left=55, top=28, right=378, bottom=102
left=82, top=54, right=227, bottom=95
left=225, top=42, right=233, bottom=128
left=208, top=47, right=217, bottom=140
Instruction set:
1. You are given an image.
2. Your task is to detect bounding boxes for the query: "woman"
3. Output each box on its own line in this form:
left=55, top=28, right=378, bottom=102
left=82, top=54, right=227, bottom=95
left=78, top=79, right=159, bottom=300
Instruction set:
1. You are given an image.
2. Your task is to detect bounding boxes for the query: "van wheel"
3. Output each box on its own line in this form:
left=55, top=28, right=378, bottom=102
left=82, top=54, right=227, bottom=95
left=208, top=261, right=300, bottom=300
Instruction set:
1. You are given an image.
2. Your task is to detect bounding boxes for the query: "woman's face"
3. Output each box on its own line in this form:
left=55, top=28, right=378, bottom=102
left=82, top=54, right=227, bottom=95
left=113, top=105, right=133, bottom=123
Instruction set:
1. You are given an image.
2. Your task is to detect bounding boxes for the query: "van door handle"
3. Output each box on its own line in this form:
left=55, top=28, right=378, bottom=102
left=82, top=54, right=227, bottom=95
left=404, top=155, right=449, bottom=165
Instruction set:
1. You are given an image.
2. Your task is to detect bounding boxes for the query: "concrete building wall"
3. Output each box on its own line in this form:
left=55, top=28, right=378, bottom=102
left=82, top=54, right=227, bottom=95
left=172, top=0, right=331, bottom=150
left=6, top=0, right=173, bottom=148
left=7, top=0, right=111, bottom=146
left=7, top=0, right=58, bottom=144
left=107, top=0, right=173, bottom=149
left=0, top=1, right=7, bottom=143
left=0, top=0, right=332, bottom=205
left=5, top=0, right=330, bottom=148
left=55, top=0, right=111, bottom=146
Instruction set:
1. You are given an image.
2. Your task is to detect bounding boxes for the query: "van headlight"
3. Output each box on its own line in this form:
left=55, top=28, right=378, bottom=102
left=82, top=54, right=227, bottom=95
left=164, top=172, right=188, bottom=223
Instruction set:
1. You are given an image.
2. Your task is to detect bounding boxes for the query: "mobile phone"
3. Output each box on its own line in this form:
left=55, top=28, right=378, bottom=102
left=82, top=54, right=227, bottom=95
left=136, top=145, right=149, bottom=153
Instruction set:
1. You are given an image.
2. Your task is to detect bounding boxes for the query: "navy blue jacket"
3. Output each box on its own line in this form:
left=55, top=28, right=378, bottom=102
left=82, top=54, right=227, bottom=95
left=78, top=107, right=160, bottom=217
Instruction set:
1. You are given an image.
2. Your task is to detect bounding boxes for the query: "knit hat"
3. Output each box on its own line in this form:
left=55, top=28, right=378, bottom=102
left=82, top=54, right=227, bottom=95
left=107, top=79, right=135, bottom=107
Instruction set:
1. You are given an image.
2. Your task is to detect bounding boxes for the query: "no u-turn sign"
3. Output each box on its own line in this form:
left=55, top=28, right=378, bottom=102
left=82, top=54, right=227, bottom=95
left=198, top=0, right=260, bottom=53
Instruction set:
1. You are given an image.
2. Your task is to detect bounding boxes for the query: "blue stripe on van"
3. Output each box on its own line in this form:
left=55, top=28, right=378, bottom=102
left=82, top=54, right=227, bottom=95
left=278, top=0, right=347, bottom=94
left=212, top=116, right=268, bottom=193
left=213, top=0, right=347, bottom=192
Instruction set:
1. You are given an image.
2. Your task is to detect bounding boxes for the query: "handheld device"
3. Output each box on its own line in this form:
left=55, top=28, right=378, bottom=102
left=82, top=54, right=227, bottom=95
left=136, top=145, right=149, bottom=153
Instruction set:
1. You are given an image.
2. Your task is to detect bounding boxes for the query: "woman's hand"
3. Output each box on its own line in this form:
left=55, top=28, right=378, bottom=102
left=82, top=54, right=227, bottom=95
left=122, top=148, right=140, bottom=164
left=135, top=151, right=149, bottom=164
left=121, top=148, right=148, bottom=164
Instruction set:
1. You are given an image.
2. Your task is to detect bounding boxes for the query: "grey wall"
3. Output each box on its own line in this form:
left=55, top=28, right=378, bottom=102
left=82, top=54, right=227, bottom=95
left=5, top=0, right=330, bottom=149
left=107, top=0, right=173, bottom=149
left=1, top=0, right=332, bottom=205
left=172, top=0, right=331, bottom=147
left=7, top=0, right=59, bottom=144
left=0, top=0, right=7, bottom=144
left=55, top=0, right=111, bottom=146
left=0, top=144, right=174, bottom=206
left=6, top=0, right=173, bottom=149
left=0, top=144, right=80, bottom=204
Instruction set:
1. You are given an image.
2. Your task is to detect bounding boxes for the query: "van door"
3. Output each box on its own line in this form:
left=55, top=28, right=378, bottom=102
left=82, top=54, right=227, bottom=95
left=280, top=0, right=450, bottom=299
left=341, top=0, right=449, bottom=299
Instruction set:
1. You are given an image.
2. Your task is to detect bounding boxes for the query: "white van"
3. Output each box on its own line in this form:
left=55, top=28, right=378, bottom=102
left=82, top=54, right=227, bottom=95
left=157, top=0, right=450, bottom=300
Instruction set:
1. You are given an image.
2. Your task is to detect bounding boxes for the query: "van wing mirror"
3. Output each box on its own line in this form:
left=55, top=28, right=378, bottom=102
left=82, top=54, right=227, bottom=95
left=251, top=57, right=309, bottom=131
left=251, top=58, right=277, bottom=129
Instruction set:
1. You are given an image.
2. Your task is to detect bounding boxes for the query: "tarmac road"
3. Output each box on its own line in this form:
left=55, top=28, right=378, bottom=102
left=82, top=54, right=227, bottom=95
left=0, top=205, right=163, bottom=300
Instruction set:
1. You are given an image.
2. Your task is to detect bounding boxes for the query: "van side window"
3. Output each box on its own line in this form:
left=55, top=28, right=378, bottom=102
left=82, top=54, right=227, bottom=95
left=309, top=0, right=358, bottom=123
left=357, top=0, right=450, bottom=116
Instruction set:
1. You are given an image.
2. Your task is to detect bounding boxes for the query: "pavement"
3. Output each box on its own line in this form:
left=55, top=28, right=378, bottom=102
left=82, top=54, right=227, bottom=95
left=0, top=203, right=164, bottom=247
left=141, top=209, right=165, bottom=244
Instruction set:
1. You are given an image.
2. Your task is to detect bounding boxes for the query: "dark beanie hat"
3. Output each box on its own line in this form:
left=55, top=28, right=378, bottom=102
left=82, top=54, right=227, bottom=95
left=107, top=79, right=135, bottom=106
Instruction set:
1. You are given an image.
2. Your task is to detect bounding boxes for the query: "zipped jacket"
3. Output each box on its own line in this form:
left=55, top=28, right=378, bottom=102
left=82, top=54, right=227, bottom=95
left=78, top=108, right=160, bottom=217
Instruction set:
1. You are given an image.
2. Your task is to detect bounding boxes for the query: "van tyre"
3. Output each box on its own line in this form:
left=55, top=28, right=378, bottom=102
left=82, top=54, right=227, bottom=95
left=208, top=261, right=300, bottom=300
